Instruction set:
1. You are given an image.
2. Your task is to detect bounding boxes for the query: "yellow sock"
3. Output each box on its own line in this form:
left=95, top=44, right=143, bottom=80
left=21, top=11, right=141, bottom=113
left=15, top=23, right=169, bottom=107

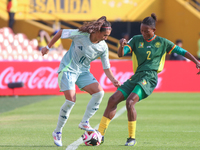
left=98, top=116, right=111, bottom=136
left=128, top=121, right=136, bottom=139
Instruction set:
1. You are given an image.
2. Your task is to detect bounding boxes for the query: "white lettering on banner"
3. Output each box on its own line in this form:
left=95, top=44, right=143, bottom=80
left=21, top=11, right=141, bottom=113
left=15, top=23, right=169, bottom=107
left=100, top=67, right=163, bottom=90
left=100, top=67, right=133, bottom=89
left=0, top=67, right=58, bottom=89
left=28, top=67, right=58, bottom=89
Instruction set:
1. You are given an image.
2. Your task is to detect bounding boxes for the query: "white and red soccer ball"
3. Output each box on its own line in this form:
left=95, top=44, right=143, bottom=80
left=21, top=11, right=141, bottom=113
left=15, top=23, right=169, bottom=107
left=82, top=130, right=102, bottom=146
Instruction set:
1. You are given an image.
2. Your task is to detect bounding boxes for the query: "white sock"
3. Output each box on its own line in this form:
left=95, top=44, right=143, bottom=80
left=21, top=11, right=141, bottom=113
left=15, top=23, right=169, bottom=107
left=81, top=91, right=104, bottom=122
left=54, top=99, right=75, bottom=133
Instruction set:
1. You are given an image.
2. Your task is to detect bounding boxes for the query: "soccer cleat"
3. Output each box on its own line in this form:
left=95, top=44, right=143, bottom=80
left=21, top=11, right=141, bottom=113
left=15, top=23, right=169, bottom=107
left=101, top=136, right=104, bottom=144
left=78, top=121, right=95, bottom=132
left=125, top=138, right=137, bottom=146
left=52, top=131, right=62, bottom=147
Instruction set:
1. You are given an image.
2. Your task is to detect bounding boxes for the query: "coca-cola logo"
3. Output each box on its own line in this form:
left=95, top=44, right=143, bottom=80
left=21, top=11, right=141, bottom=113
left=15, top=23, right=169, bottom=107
left=100, top=67, right=163, bottom=90
left=100, top=67, right=133, bottom=89
left=0, top=66, right=58, bottom=89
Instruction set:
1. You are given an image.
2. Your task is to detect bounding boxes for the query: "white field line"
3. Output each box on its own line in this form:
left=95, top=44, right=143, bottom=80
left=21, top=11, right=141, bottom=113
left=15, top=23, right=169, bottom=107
left=66, top=106, right=127, bottom=150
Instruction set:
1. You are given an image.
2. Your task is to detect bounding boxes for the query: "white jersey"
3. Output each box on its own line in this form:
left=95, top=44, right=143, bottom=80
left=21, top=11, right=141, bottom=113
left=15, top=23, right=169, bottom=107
left=57, top=29, right=110, bottom=73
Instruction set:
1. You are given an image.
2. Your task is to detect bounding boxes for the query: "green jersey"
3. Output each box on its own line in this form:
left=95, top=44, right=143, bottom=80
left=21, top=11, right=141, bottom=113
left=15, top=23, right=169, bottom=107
left=125, top=35, right=176, bottom=73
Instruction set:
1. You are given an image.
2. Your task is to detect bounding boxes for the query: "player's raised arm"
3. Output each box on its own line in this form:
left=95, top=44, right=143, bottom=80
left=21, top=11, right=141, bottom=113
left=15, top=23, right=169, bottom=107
left=117, top=38, right=127, bottom=57
left=41, top=30, right=63, bottom=56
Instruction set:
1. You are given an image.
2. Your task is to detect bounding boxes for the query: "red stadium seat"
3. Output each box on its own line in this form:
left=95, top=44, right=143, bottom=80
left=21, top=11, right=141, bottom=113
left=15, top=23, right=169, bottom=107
left=8, top=34, right=14, bottom=44
left=3, top=39, right=9, bottom=47
left=0, top=34, right=4, bottom=43
left=3, top=27, right=14, bottom=38
left=13, top=39, right=19, bottom=47
left=7, top=55, right=14, bottom=61
left=29, top=39, right=38, bottom=50
left=17, top=54, right=24, bottom=61
left=0, top=54, right=3, bottom=61
left=6, top=45, right=13, bottom=54
left=27, top=45, right=33, bottom=53
left=22, top=39, right=29, bottom=48
left=16, top=45, right=23, bottom=53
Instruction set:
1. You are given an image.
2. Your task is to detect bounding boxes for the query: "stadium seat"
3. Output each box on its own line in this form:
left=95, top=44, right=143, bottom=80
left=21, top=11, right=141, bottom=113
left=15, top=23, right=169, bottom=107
left=15, top=33, right=27, bottom=44
left=13, top=39, right=19, bottom=47
left=0, top=34, right=4, bottom=43
left=3, top=27, right=14, bottom=38
left=28, top=55, right=34, bottom=61
left=29, top=39, right=38, bottom=50
left=6, top=45, right=13, bottom=54
left=3, top=39, right=9, bottom=47
left=22, top=39, right=29, bottom=48
left=7, top=55, right=13, bottom=61
left=8, top=34, right=14, bottom=44
left=27, top=45, right=33, bottom=53
left=0, top=55, right=3, bottom=61
left=16, top=45, right=23, bottom=53
left=17, top=54, right=24, bottom=61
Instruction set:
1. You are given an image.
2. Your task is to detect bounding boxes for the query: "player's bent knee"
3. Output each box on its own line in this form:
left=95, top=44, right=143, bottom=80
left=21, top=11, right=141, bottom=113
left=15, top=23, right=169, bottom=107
left=126, top=98, right=138, bottom=111
left=107, top=95, right=119, bottom=107
left=92, top=91, right=104, bottom=104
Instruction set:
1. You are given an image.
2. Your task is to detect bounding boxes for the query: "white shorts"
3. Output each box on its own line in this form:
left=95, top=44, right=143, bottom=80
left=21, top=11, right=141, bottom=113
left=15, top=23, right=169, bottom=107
left=58, top=71, right=98, bottom=91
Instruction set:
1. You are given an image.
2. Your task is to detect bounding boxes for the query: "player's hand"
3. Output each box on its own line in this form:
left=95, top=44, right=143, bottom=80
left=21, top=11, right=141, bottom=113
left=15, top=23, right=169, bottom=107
left=112, top=79, right=121, bottom=87
left=41, top=47, right=49, bottom=56
left=196, top=62, right=200, bottom=75
left=119, top=38, right=127, bottom=48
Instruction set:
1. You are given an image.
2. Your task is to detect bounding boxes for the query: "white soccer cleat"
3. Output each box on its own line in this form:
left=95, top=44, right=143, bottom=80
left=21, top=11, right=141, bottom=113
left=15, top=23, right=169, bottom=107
left=52, top=131, right=62, bottom=147
left=78, top=121, right=95, bottom=132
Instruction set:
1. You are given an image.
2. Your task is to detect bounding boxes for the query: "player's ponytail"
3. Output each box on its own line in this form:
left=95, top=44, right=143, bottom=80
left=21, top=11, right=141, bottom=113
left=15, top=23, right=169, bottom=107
left=79, top=16, right=111, bottom=34
left=142, top=13, right=157, bottom=28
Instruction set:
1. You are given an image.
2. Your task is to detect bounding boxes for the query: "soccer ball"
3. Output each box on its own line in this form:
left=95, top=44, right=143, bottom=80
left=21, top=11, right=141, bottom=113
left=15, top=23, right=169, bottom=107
left=81, top=130, right=102, bottom=146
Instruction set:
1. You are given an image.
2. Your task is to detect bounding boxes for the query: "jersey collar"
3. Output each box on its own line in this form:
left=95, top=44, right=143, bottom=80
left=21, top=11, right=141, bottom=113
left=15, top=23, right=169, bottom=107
left=145, top=35, right=156, bottom=42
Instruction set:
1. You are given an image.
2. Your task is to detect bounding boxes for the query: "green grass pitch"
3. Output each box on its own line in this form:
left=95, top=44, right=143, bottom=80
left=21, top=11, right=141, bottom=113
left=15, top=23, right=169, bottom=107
left=0, top=93, right=200, bottom=150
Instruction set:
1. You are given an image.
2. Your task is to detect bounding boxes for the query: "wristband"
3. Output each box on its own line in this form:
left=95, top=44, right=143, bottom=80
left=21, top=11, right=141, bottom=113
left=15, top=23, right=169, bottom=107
left=46, top=45, right=50, bottom=50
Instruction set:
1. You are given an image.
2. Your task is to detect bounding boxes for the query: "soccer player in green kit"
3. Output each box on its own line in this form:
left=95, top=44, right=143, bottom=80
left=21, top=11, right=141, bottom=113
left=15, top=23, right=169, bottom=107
left=98, top=13, right=200, bottom=146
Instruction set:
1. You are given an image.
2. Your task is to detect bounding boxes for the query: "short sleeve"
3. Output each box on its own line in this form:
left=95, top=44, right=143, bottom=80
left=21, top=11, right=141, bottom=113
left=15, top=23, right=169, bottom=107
left=164, top=38, right=176, bottom=54
left=126, top=36, right=136, bottom=53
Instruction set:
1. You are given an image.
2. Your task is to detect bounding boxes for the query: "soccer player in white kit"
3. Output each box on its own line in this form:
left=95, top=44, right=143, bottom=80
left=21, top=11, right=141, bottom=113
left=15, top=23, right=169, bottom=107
left=41, top=16, right=121, bottom=147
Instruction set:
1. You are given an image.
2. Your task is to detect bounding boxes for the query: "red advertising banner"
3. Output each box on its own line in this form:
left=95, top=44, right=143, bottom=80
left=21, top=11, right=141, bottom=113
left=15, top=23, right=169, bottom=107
left=0, top=60, right=199, bottom=96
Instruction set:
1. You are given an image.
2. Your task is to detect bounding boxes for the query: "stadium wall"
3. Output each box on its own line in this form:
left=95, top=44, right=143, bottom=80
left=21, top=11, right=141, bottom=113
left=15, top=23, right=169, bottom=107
left=155, top=0, right=200, bottom=57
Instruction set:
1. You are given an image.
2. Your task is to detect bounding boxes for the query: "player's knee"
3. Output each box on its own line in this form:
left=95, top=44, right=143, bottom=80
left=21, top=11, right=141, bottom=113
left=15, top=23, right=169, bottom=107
left=93, top=91, right=104, bottom=100
left=107, top=94, right=118, bottom=108
left=126, top=98, right=138, bottom=111
left=92, top=91, right=104, bottom=105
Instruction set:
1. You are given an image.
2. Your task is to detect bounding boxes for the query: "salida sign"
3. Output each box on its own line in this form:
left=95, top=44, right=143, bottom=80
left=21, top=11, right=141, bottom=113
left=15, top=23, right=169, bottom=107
left=0, top=60, right=200, bottom=96
left=30, top=0, right=91, bottom=13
